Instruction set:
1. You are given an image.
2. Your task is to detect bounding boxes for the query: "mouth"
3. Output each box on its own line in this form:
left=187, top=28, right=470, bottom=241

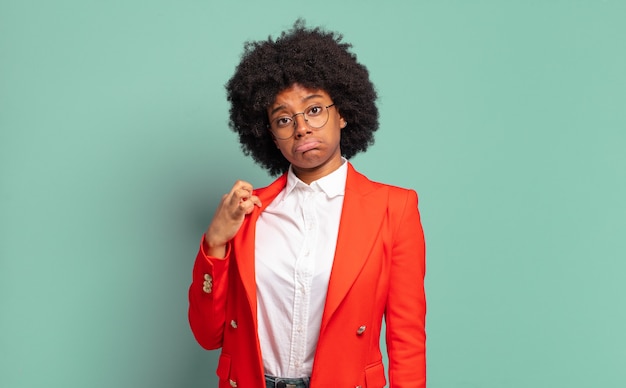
left=295, top=140, right=321, bottom=153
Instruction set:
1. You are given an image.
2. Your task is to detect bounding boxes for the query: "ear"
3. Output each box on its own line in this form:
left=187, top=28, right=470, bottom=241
left=337, top=111, right=347, bottom=129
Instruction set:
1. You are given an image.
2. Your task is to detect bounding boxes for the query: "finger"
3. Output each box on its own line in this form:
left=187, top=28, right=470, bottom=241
left=249, top=195, right=262, bottom=208
left=240, top=195, right=262, bottom=215
left=231, top=180, right=253, bottom=195
left=239, top=198, right=258, bottom=215
left=231, top=188, right=252, bottom=204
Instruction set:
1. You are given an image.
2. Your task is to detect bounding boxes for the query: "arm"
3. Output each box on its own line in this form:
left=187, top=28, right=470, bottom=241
left=187, top=180, right=261, bottom=349
left=188, top=236, right=231, bottom=349
left=385, top=189, right=427, bottom=387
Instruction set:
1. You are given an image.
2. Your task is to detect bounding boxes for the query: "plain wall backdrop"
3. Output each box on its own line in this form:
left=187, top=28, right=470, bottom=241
left=1, top=1, right=625, bottom=387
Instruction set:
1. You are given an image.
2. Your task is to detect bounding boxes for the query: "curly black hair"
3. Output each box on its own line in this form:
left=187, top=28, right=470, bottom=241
left=225, top=20, right=379, bottom=176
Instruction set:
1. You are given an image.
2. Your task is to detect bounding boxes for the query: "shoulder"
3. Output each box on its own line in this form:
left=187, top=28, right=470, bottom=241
left=347, top=163, right=418, bottom=202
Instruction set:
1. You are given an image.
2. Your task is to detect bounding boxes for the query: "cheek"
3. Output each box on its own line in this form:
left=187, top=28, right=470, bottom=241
left=275, top=143, right=293, bottom=159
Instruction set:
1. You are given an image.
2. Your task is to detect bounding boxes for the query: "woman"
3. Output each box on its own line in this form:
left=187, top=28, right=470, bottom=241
left=188, top=21, right=426, bottom=388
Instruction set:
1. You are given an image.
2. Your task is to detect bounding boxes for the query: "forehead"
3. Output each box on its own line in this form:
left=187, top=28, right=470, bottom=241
left=269, top=84, right=331, bottom=111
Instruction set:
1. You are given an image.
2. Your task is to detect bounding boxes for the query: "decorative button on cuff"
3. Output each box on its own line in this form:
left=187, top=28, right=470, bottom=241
left=202, top=274, right=213, bottom=293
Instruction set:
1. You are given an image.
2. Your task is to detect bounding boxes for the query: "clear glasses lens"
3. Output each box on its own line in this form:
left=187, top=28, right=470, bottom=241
left=271, top=104, right=331, bottom=139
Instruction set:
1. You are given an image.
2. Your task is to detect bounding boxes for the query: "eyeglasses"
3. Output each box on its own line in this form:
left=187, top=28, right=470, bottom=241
left=268, top=104, right=335, bottom=140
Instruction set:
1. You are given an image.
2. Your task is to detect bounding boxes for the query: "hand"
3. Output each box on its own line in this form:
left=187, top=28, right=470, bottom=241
left=204, top=180, right=262, bottom=258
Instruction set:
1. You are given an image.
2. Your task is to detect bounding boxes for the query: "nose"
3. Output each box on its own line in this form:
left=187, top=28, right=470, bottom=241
left=293, top=114, right=310, bottom=136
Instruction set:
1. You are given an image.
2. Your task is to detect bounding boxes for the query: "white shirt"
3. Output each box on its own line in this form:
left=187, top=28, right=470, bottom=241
left=255, top=159, right=347, bottom=378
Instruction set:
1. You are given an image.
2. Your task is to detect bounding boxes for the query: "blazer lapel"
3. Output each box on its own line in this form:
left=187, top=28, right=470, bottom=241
left=320, top=164, right=387, bottom=332
left=233, top=174, right=287, bottom=323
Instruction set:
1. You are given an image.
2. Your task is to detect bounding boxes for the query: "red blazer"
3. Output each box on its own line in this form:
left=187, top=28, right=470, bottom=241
left=189, top=163, right=426, bottom=387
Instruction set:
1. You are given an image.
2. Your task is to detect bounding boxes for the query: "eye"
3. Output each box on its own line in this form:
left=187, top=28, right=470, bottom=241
left=306, top=105, right=324, bottom=117
left=274, top=117, right=292, bottom=128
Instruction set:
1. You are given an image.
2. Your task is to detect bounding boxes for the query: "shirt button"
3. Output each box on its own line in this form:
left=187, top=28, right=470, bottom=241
left=356, top=325, right=366, bottom=335
left=230, top=320, right=238, bottom=329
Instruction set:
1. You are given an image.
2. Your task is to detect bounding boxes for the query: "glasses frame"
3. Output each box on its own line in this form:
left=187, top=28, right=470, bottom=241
left=268, top=104, right=335, bottom=140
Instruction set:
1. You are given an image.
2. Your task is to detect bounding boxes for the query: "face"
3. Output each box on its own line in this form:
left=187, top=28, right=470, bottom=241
left=267, top=84, right=346, bottom=183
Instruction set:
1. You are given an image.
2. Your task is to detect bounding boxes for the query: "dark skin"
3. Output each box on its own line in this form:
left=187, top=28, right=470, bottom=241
left=204, top=84, right=347, bottom=258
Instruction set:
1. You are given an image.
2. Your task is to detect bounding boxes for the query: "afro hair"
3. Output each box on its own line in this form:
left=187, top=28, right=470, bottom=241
left=225, top=19, right=379, bottom=176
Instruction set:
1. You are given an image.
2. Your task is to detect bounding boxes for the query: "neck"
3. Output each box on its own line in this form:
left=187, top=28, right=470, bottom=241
left=292, top=158, right=344, bottom=185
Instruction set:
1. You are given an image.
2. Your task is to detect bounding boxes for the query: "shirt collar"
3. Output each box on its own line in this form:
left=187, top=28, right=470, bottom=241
left=282, top=158, right=348, bottom=200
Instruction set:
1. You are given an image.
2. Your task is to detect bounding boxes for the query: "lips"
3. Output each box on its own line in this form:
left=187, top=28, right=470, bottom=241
left=295, top=140, right=321, bottom=153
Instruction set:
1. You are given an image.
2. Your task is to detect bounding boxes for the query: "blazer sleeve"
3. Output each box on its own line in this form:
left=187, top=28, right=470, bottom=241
left=385, top=189, right=426, bottom=387
left=188, top=235, right=231, bottom=350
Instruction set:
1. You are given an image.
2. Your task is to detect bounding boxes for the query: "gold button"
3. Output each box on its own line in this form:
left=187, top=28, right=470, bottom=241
left=230, top=320, right=238, bottom=329
left=202, top=274, right=213, bottom=293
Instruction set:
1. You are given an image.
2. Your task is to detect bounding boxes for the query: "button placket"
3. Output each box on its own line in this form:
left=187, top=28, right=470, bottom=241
left=288, top=189, right=318, bottom=376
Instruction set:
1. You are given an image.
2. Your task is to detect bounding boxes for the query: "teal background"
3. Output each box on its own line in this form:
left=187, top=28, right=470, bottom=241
left=1, top=0, right=625, bottom=387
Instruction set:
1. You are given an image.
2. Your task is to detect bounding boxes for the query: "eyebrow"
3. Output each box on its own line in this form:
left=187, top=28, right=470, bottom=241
left=269, top=94, right=325, bottom=116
